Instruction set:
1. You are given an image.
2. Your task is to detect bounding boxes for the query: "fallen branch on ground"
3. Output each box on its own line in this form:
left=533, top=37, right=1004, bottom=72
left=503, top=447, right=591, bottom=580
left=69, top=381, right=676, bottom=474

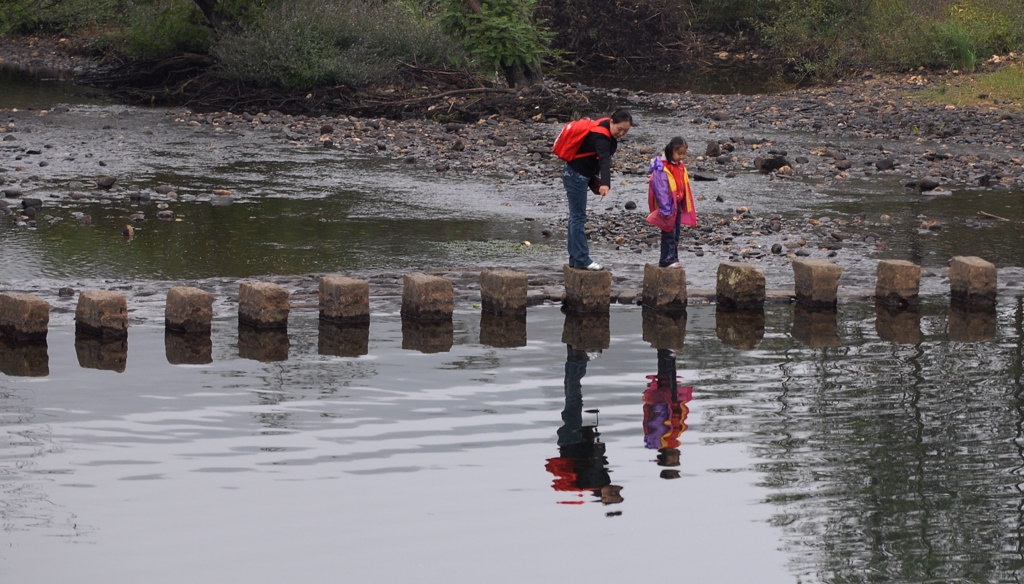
left=978, top=210, right=1012, bottom=221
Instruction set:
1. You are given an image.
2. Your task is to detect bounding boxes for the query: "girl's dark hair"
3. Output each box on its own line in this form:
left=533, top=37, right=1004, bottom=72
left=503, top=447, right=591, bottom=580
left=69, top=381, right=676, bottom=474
left=664, top=136, right=688, bottom=160
left=610, top=108, right=633, bottom=125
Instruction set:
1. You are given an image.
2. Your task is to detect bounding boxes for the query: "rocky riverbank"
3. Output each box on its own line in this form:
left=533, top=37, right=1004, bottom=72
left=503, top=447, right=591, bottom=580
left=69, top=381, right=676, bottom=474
left=136, top=65, right=1024, bottom=297
left=2, top=35, right=1023, bottom=319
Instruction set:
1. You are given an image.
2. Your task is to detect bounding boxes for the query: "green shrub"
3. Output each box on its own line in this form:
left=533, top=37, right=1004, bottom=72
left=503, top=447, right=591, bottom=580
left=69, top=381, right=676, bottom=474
left=0, top=0, right=129, bottom=34
left=117, top=1, right=212, bottom=59
left=689, top=0, right=780, bottom=33
left=862, top=3, right=944, bottom=70
left=756, top=0, right=872, bottom=79
left=866, top=1, right=1023, bottom=72
left=758, top=0, right=1024, bottom=78
left=211, top=0, right=460, bottom=89
left=931, top=20, right=978, bottom=70
left=948, top=0, right=1024, bottom=59
left=439, top=0, right=551, bottom=78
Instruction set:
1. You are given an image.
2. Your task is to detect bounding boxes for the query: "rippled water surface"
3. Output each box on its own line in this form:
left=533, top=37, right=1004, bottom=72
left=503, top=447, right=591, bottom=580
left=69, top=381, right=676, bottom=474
left=3, top=301, right=1024, bottom=583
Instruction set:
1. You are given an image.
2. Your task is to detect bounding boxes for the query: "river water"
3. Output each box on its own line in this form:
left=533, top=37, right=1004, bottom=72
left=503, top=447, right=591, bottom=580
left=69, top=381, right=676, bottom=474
left=3, top=66, right=1024, bottom=583
left=4, top=301, right=1024, bottom=583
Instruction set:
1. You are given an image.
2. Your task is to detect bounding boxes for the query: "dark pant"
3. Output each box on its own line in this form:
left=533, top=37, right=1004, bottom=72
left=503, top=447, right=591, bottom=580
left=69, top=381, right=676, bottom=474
left=659, top=217, right=680, bottom=267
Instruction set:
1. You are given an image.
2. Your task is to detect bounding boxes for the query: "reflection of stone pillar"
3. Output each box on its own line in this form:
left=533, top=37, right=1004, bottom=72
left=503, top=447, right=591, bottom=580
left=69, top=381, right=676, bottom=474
left=792, top=258, right=842, bottom=310
left=715, top=262, right=765, bottom=312
left=238, top=324, right=289, bottom=362
left=239, top=282, right=290, bottom=329
left=75, top=290, right=128, bottom=338
left=318, top=321, right=370, bottom=357
left=0, top=293, right=50, bottom=342
left=561, top=312, right=610, bottom=352
left=479, top=312, right=527, bottom=348
left=874, top=305, right=921, bottom=344
left=874, top=259, right=920, bottom=310
left=0, top=335, right=48, bottom=377
left=562, top=265, right=611, bottom=314
left=715, top=308, right=765, bottom=350
left=642, top=264, right=687, bottom=313
left=402, top=318, right=454, bottom=353
left=165, top=286, right=214, bottom=333
left=480, top=269, right=528, bottom=317
left=319, top=276, right=370, bottom=324
left=75, top=334, right=127, bottom=372
left=949, top=256, right=997, bottom=311
left=165, top=331, right=213, bottom=364
left=642, top=307, right=686, bottom=351
left=401, top=274, right=454, bottom=322
left=791, top=306, right=841, bottom=347
left=948, top=307, right=997, bottom=342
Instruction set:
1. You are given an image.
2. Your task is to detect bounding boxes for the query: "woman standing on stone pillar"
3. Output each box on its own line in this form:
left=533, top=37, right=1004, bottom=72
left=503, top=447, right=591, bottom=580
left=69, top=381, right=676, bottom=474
left=561, top=108, right=633, bottom=271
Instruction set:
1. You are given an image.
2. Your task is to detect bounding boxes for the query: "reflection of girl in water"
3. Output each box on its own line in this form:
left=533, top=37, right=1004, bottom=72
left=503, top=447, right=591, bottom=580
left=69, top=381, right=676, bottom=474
left=643, top=349, right=692, bottom=478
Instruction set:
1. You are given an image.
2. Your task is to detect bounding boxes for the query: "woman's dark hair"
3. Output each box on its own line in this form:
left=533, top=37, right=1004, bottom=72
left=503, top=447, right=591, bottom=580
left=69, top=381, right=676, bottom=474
left=610, top=108, right=633, bottom=125
left=664, top=136, right=688, bottom=160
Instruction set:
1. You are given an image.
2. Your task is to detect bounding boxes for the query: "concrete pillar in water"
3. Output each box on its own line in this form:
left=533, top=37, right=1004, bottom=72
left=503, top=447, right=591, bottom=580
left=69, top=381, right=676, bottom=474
left=0, top=335, right=48, bottom=377
left=642, top=307, right=686, bottom=351
left=562, top=265, right=611, bottom=314
left=641, top=264, right=687, bottom=313
left=401, top=274, right=454, bottom=321
left=75, top=290, right=128, bottom=338
left=792, top=258, right=842, bottom=310
left=715, top=309, right=765, bottom=350
left=0, top=293, right=50, bottom=342
left=949, top=255, right=997, bottom=311
left=874, top=259, right=921, bottom=310
left=402, top=319, right=454, bottom=353
left=75, top=334, right=127, bottom=372
left=480, top=312, right=527, bottom=348
left=318, top=320, right=370, bottom=358
left=480, top=269, right=528, bottom=317
left=319, top=276, right=370, bottom=324
left=238, top=282, right=290, bottom=329
left=165, top=331, right=213, bottom=365
left=562, top=312, right=610, bottom=352
left=238, top=326, right=289, bottom=362
left=715, top=261, right=765, bottom=312
left=791, top=305, right=841, bottom=347
left=165, top=286, right=215, bottom=333
left=948, top=306, right=997, bottom=342
left=875, top=305, right=922, bottom=344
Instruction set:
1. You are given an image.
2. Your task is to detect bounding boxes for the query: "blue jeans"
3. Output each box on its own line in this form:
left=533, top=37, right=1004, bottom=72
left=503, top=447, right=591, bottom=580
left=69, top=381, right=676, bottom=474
left=659, top=216, right=680, bottom=266
left=562, top=164, right=592, bottom=268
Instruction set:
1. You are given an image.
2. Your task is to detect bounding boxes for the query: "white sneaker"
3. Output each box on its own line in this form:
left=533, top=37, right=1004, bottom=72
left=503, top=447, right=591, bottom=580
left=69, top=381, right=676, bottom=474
left=666, top=262, right=682, bottom=268
left=585, top=261, right=603, bottom=271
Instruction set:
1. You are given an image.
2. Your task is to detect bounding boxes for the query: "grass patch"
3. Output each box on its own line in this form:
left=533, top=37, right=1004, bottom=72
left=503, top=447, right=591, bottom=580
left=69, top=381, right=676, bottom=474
left=912, top=61, right=1024, bottom=110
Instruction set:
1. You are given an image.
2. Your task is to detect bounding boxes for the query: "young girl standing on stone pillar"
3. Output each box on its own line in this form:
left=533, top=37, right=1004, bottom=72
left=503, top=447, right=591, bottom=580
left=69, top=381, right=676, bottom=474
left=646, top=136, right=697, bottom=268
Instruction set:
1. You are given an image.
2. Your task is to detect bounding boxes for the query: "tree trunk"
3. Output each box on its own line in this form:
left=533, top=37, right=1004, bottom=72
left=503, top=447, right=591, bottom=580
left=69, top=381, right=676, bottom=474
left=193, top=0, right=232, bottom=31
left=503, top=63, right=543, bottom=88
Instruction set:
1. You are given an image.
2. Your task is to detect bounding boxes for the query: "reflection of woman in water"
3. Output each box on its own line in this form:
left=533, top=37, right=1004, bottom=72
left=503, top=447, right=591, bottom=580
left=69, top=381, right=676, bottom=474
left=545, top=346, right=624, bottom=505
left=643, top=349, right=692, bottom=479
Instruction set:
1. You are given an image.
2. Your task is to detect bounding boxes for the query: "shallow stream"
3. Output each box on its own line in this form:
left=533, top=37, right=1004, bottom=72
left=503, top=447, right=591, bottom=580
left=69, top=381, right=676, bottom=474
left=2, top=65, right=1024, bottom=583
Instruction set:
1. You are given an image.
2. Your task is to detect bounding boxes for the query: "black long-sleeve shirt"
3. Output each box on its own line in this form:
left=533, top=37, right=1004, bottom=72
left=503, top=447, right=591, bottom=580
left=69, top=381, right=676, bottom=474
left=567, top=118, right=618, bottom=187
